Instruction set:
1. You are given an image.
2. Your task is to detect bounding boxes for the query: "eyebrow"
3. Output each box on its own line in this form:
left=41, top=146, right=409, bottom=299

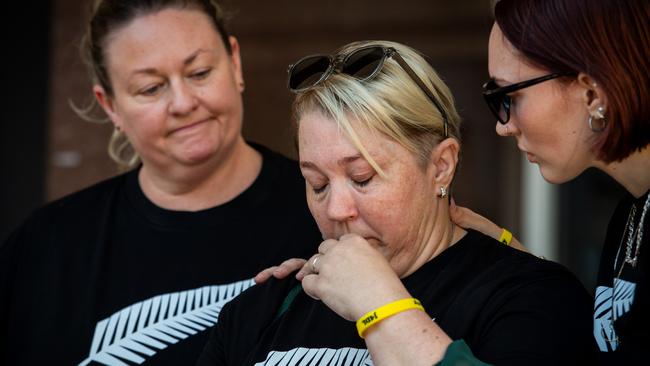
left=130, top=49, right=212, bottom=76
left=299, top=154, right=364, bottom=170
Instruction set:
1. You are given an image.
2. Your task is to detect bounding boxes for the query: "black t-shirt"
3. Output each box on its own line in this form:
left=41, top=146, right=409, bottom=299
left=198, top=230, right=597, bottom=366
left=594, top=190, right=649, bottom=364
left=0, top=144, right=322, bottom=366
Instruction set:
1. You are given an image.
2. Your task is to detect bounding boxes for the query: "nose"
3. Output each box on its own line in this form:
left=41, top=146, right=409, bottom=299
left=326, top=184, right=358, bottom=223
left=495, top=121, right=519, bottom=137
left=168, top=80, right=198, bottom=116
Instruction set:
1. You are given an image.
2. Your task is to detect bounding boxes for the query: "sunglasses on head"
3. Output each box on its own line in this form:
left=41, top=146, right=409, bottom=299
left=482, top=72, right=572, bottom=124
left=287, top=45, right=449, bottom=138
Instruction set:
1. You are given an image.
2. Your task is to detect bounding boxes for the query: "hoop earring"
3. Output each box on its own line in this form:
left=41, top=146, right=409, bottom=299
left=588, top=105, right=607, bottom=132
left=439, top=186, right=448, bottom=198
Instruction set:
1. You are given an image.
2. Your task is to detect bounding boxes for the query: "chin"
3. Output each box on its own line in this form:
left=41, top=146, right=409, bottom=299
left=538, top=163, right=586, bottom=185
left=176, top=146, right=220, bottom=166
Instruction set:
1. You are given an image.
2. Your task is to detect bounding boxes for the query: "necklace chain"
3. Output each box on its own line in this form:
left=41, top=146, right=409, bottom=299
left=608, top=193, right=649, bottom=346
left=624, top=194, right=650, bottom=267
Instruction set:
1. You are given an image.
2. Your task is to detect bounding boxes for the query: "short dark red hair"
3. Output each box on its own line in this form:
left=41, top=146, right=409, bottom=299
left=494, top=0, right=650, bottom=163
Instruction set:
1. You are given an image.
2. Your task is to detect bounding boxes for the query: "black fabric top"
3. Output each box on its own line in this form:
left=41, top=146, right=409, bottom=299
left=594, top=190, right=649, bottom=365
left=198, top=230, right=598, bottom=366
left=0, top=144, right=322, bottom=366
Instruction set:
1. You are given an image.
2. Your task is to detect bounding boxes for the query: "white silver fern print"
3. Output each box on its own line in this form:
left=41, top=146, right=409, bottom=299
left=78, top=279, right=255, bottom=366
left=593, top=278, right=636, bottom=352
left=254, top=347, right=374, bottom=366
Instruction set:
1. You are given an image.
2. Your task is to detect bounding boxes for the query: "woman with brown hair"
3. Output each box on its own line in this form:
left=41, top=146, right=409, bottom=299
left=0, top=1, right=321, bottom=365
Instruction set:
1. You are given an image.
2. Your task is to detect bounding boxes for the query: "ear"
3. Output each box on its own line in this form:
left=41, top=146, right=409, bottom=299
left=427, top=138, right=460, bottom=191
left=93, top=84, right=124, bottom=130
left=228, top=36, right=245, bottom=93
left=576, top=72, right=607, bottom=115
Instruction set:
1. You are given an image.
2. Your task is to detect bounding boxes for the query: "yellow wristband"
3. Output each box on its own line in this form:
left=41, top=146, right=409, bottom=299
left=499, top=228, right=513, bottom=246
left=356, top=298, right=425, bottom=338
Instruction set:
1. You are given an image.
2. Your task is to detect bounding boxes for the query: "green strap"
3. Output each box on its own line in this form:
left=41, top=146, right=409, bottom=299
left=274, top=284, right=303, bottom=320
left=435, top=340, right=492, bottom=366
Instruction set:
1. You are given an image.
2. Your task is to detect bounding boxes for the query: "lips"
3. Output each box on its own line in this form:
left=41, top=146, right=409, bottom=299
left=168, top=118, right=211, bottom=136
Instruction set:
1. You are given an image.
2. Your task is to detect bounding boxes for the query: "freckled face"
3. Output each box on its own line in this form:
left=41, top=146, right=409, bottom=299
left=298, top=111, right=440, bottom=276
left=99, top=8, right=245, bottom=170
left=488, top=23, right=596, bottom=183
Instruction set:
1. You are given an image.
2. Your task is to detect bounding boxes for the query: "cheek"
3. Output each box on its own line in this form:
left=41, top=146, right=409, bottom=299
left=306, top=193, right=332, bottom=235
left=120, top=105, right=167, bottom=144
left=362, top=186, right=419, bottom=233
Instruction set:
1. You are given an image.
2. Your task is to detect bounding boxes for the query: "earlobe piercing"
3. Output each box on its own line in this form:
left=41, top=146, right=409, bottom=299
left=588, top=105, right=607, bottom=132
left=439, top=186, right=448, bottom=198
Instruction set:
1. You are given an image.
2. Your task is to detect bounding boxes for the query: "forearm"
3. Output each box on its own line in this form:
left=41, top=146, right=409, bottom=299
left=363, top=308, right=452, bottom=366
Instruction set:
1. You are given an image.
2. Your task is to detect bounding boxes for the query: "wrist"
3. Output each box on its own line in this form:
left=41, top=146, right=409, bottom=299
left=356, top=298, right=425, bottom=338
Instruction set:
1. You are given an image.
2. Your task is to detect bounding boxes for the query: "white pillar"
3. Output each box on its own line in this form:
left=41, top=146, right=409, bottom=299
left=521, top=156, right=559, bottom=260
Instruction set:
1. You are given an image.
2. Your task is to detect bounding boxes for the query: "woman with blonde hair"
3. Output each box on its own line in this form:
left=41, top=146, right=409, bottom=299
left=198, top=40, right=596, bottom=365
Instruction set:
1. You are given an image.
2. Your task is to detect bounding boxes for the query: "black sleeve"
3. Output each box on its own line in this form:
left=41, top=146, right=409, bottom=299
left=195, top=301, right=232, bottom=366
left=469, top=269, right=597, bottom=365
left=195, top=276, right=301, bottom=366
left=0, top=217, right=32, bottom=364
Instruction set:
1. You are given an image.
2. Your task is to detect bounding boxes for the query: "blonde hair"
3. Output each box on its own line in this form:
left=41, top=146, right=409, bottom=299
left=292, top=40, right=461, bottom=176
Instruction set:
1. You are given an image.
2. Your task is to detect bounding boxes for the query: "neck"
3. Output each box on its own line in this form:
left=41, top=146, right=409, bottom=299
left=399, top=202, right=467, bottom=278
left=596, top=146, right=650, bottom=198
left=138, top=138, right=262, bottom=211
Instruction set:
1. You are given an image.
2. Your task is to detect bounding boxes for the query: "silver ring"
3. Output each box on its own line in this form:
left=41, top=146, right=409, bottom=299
left=311, top=255, right=320, bottom=273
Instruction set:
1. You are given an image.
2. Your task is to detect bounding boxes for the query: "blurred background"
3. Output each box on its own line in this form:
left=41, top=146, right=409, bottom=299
left=1, top=0, right=626, bottom=293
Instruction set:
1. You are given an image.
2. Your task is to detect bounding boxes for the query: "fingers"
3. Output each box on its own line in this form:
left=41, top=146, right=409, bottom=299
left=301, top=273, right=321, bottom=300
left=254, top=258, right=308, bottom=284
left=317, top=238, right=338, bottom=254
left=254, top=266, right=278, bottom=284
left=310, top=254, right=321, bottom=273
left=276, top=258, right=307, bottom=275
left=296, top=254, right=319, bottom=280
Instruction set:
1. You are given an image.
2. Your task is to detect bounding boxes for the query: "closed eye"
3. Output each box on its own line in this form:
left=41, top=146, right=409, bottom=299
left=353, top=175, right=373, bottom=188
left=312, top=184, right=328, bottom=195
left=190, top=68, right=212, bottom=80
left=139, top=83, right=164, bottom=96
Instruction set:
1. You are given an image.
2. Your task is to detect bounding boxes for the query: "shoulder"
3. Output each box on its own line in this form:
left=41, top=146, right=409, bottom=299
left=38, top=170, right=131, bottom=218
left=200, top=276, right=301, bottom=365
left=446, top=230, right=591, bottom=312
left=460, top=230, right=579, bottom=280
left=441, top=231, right=596, bottom=364
left=222, top=275, right=300, bottom=325
left=250, top=142, right=303, bottom=185
left=1, top=171, right=131, bottom=252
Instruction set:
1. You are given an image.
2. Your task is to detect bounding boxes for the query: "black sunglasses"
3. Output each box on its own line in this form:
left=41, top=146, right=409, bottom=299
left=482, top=73, right=572, bottom=124
left=287, top=45, right=449, bottom=138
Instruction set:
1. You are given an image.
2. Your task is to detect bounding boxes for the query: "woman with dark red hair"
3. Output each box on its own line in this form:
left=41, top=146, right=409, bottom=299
left=464, top=0, right=649, bottom=363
